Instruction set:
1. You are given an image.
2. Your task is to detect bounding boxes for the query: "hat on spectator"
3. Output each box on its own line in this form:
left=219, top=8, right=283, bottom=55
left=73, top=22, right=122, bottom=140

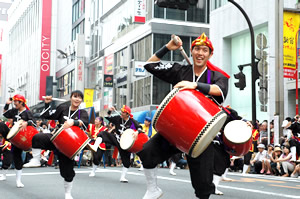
left=274, top=147, right=282, bottom=152
left=257, top=143, right=265, bottom=149
left=268, top=144, right=274, bottom=148
left=144, top=117, right=151, bottom=122
left=281, top=120, right=289, bottom=127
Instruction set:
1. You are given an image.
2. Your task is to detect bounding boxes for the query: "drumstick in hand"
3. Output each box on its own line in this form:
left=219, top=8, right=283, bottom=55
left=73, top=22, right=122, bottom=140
left=42, top=96, right=67, bottom=102
left=171, top=34, right=192, bottom=65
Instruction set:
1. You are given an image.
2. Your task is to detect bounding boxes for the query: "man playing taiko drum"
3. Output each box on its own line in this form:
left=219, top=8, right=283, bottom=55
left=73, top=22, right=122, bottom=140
left=25, top=90, right=89, bottom=199
left=138, top=33, right=229, bottom=199
left=3, top=94, right=35, bottom=188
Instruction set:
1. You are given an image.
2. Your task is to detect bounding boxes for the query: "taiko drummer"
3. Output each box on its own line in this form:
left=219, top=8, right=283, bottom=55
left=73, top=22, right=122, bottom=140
left=2, top=94, right=35, bottom=188
left=89, top=105, right=143, bottom=183
left=25, top=90, right=88, bottom=199
left=138, top=33, right=229, bottom=199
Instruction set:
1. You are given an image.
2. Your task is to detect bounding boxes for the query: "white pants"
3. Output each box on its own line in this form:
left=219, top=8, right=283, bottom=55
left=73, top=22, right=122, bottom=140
left=281, top=161, right=294, bottom=174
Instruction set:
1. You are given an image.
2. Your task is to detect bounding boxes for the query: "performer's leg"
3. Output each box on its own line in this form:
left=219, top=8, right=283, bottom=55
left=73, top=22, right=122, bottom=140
left=89, top=149, right=105, bottom=177
left=138, top=133, right=179, bottom=199
left=243, top=152, right=252, bottom=175
left=24, top=133, right=55, bottom=167
left=58, top=152, right=75, bottom=199
left=89, top=131, right=106, bottom=152
left=0, top=149, right=13, bottom=181
left=186, top=143, right=215, bottom=199
left=12, top=145, right=24, bottom=187
left=169, top=161, right=177, bottom=176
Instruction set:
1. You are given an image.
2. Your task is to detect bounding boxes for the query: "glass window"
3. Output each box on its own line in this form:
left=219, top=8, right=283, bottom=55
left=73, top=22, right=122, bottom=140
left=152, top=76, right=170, bottom=105
left=166, top=8, right=185, bottom=20
left=153, top=34, right=171, bottom=61
left=154, top=4, right=164, bottom=18
left=173, top=35, right=190, bottom=61
left=187, top=3, right=207, bottom=23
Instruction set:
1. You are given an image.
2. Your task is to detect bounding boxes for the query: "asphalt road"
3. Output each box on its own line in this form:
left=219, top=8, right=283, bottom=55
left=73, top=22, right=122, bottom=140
left=0, top=166, right=299, bottom=199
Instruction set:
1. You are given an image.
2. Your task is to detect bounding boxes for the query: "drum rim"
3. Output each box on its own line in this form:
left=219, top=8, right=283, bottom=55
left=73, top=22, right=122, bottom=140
left=188, top=111, right=227, bottom=158
left=70, top=138, right=91, bottom=160
left=50, top=127, right=64, bottom=141
left=7, top=120, right=23, bottom=140
left=153, top=88, right=180, bottom=130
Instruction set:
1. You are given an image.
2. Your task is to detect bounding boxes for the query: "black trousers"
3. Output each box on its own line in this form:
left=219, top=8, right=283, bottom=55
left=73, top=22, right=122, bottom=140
left=0, top=148, right=13, bottom=169
left=11, top=145, right=24, bottom=170
left=92, top=148, right=105, bottom=165
left=138, top=133, right=215, bottom=199
left=32, top=133, right=75, bottom=182
left=213, top=143, right=230, bottom=176
left=97, top=131, right=131, bottom=168
left=289, top=138, right=300, bottom=156
left=244, top=152, right=253, bottom=165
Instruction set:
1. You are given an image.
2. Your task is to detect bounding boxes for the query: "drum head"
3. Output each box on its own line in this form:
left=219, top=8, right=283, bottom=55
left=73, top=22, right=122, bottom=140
left=190, top=111, right=227, bottom=158
left=7, top=120, right=23, bottom=140
left=224, top=120, right=252, bottom=144
left=120, top=129, right=135, bottom=150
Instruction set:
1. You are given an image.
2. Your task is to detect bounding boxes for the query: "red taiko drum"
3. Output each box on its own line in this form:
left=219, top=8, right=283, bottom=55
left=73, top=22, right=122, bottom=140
left=153, top=88, right=227, bottom=158
left=223, top=120, right=252, bottom=156
left=50, top=126, right=90, bottom=160
left=7, top=120, right=39, bottom=151
left=120, top=129, right=149, bottom=153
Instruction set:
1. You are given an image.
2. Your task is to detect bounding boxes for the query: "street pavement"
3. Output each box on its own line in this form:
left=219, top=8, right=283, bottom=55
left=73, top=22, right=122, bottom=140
left=0, top=166, right=299, bottom=199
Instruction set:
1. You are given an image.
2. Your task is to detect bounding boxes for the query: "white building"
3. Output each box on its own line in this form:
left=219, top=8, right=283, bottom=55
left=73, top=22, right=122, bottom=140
left=210, top=0, right=299, bottom=139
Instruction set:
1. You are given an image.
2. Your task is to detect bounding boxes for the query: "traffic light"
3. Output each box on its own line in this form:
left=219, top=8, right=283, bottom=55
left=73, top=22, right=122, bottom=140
left=155, top=0, right=198, bottom=10
left=234, top=71, right=246, bottom=90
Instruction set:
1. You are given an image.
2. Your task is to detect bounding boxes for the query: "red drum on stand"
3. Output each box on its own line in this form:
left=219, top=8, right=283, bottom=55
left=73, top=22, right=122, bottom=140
left=7, top=120, right=39, bottom=151
left=50, top=126, right=90, bottom=160
left=223, top=120, right=252, bottom=156
left=153, top=88, right=227, bottom=158
left=120, top=129, right=149, bottom=153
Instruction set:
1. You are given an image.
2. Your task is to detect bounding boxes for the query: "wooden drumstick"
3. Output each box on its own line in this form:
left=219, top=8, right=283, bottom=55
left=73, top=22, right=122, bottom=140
left=42, top=96, right=67, bottom=102
left=171, top=34, right=192, bottom=65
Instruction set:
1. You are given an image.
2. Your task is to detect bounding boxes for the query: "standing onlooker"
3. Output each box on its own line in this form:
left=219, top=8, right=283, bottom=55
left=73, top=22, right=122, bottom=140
left=282, top=117, right=292, bottom=140
left=275, top=146, right=294, bottom=177
left=250, top=144, right=267, bottom=174
left=259, top=121, right=268, bottom=146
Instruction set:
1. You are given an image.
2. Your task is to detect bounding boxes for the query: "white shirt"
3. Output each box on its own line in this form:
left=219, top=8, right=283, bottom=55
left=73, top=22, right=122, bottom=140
left=254, top=150, right=267, bottom=162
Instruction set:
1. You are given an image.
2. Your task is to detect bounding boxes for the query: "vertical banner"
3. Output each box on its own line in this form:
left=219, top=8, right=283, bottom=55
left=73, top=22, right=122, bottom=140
left=39, top=0, right=52, bottom=100
left=0, top=54, right=2, bottom=97
left=84, top=88, right=94, bottom=108
left=103, top=54, right=114, bottom=109
left=134, top=0, right=146, bottom=23
left=283, top=11, right=300, bottom=79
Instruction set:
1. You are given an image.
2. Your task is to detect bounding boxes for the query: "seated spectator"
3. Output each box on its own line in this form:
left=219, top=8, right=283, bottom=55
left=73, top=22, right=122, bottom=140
left=262, top=144, right=273, bottom=175
left=276, top=146, right=295, bottom=177
left=291, top=164, right=300, bottom=178
left=270, top=146, right=283, bottom=176
left=229, top=156, right=243, bottom=172
left=250, top=144, right=267, bottom=174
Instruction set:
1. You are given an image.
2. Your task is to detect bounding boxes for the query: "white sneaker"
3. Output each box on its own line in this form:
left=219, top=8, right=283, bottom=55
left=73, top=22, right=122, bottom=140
left=120, top=177, right=128, bottom=183
left=215, top=189, right=223, bottom=195
left=0, top=174, right=6, bottom=181
left=16, top=181, right=24, bottom=188
left=139, top=167, right=144, bottom=171
left=23, top=159, right=41, bottom=168
left=143, top=187, right=163, bottom=199
left=169, top=170, right=176, bottom=176
left=89, top=171, right=95, bottom=177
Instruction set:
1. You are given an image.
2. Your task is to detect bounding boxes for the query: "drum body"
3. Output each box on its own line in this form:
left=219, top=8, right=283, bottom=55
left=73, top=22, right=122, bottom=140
left=50, top=126, right=90, bottom=160
left=120, top=129, right=149, bottom=153
left=153, top=88, right=227, bottom=158
left=223, top=120, right=252, bottom=156
left=7, top=120, right=39, bottom=150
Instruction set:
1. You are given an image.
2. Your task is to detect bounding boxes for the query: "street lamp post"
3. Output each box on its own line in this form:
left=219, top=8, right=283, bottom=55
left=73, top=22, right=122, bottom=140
left=227, top=0, right=257, bottom=124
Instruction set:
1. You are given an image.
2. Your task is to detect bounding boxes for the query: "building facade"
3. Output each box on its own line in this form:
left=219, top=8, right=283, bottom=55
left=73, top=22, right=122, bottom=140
left=88, top=0, right=211, bottom=118
left=210, top=0, right=298, bottom=141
